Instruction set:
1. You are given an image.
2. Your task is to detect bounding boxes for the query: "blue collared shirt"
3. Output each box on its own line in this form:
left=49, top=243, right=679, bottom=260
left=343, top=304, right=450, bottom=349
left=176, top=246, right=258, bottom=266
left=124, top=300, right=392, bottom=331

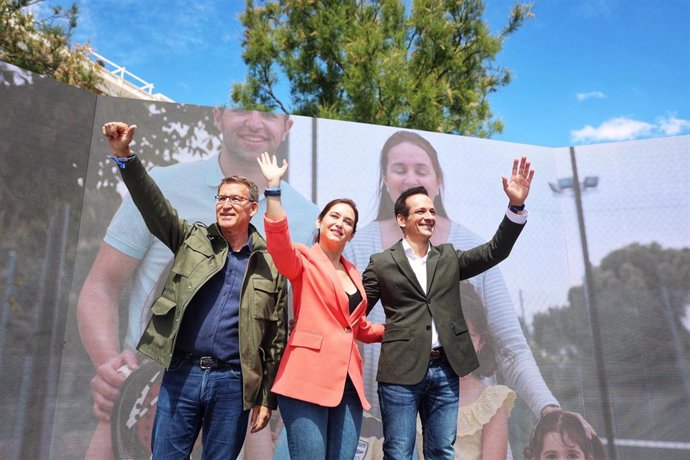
left=175, top=237, right=252, bottom=366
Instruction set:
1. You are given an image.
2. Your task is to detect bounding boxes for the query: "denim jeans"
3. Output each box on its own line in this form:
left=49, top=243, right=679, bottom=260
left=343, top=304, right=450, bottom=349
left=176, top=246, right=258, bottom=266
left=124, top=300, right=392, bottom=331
left=378, top=357, right=459, bottom=460
left=151, top=355, right=249, bottom=459
left=278, top=378, right=363, bottom=460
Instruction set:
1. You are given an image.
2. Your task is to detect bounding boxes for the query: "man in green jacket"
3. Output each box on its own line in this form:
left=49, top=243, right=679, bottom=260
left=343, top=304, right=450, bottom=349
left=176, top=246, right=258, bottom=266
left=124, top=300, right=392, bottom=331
left=102, top=121, right=288, bottom=459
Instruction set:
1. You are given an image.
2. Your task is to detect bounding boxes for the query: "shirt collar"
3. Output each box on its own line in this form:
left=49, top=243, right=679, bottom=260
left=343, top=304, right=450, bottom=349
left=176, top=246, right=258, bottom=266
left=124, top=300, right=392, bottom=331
left=233, top=234, right=253, bottom=255
left=401, top=238, right=430, bottom=260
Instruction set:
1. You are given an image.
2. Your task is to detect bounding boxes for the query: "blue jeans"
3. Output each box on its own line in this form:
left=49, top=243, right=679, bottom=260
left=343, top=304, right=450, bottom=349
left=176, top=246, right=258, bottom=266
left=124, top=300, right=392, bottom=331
left=378, top=358, right=459, bottom=460
left=151, top=355, right=249, bottom=459
left=278, top=378, right=363, bottom=460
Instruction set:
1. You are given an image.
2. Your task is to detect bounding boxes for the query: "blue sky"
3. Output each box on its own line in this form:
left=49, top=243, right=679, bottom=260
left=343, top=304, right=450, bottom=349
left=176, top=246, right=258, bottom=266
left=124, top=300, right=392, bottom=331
left=40, top=0, right=690, bottom=147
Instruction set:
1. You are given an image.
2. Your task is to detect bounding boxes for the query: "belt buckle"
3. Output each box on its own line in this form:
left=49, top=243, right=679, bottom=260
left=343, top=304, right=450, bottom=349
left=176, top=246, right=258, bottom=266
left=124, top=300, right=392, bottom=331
left=199, top=356, right=215, bottom=370
left=430, top=348, right=442, bottom=360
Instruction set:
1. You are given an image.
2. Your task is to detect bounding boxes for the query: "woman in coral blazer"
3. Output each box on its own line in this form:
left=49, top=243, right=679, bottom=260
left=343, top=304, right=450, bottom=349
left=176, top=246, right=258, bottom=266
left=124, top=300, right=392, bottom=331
left=258, top=153, right=384, bottom=460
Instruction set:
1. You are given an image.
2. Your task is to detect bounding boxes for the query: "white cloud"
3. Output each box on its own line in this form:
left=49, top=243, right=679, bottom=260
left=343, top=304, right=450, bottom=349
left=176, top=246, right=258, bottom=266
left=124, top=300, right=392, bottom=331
left=657, top=114, right=690, bottom=135
left=571, top=117, right=654, bottom=143
left=576, top=91, right=606, bottom=101
left=571, top=114, right=690, bottom=143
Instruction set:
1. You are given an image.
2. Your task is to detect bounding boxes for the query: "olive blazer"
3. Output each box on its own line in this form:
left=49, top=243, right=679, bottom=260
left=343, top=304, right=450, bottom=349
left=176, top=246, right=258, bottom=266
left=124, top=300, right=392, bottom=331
left=362, top=215, right=524, bottom=385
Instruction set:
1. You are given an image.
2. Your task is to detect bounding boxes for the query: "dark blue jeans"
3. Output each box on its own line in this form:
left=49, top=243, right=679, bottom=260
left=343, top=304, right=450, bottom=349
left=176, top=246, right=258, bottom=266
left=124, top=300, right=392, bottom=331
left=378, top=358, right=459, bottom=460
left=278, top=378, right=363, bottom=460
left=151, top=355, right=249, bottom=459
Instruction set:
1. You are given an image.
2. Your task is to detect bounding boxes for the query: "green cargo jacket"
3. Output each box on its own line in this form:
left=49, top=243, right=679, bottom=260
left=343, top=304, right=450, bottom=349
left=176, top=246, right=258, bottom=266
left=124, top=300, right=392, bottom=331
left=120, top=156, right=288, bottom=410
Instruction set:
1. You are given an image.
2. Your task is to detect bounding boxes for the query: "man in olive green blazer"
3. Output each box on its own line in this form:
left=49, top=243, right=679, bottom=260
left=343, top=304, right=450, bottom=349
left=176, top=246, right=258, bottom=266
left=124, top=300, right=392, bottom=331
left=362, top=157, right=534, bottom=460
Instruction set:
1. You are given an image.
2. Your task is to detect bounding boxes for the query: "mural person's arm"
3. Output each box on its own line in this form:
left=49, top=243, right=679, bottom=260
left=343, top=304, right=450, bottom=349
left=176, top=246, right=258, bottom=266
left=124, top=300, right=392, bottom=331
left=494, top=156, right=595, bottom=436
left=482, top=154, right=561, bottom=412
left=479, top=267, right=559, bottom=414
left=77, top=242, right=140, bottom=421
left=480, top=399, right=510, bottom=460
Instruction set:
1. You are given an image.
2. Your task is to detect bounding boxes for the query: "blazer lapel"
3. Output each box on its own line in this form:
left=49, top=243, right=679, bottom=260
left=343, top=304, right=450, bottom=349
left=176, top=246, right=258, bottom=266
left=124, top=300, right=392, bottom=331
left=390, top=241, right=426, bottom=297
left=426, top=245, right=440, bottom=293
left=342, top=257, right=367, bottom=320
left=310, top=244, right=351, bottom=324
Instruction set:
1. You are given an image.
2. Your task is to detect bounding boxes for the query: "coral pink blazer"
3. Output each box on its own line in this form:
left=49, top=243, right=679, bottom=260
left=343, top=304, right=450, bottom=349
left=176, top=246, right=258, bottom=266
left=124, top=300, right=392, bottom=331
left=264, top=215, right=383, bottom=409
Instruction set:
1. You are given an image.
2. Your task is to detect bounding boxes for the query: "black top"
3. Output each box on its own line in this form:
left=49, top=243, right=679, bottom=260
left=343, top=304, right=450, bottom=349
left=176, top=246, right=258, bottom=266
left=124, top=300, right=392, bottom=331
left=347, top=290, right=362, bottom=314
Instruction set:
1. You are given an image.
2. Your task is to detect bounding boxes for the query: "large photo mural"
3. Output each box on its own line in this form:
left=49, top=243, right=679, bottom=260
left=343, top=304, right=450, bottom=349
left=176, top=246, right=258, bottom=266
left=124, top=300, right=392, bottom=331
left=1, top=61, right=689, bottom=459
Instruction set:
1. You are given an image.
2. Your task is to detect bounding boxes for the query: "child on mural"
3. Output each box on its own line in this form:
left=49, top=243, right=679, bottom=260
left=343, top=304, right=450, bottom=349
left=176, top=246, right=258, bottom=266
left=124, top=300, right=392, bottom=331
left=417, top=281, right=516, bottom=459
left=524, top=410, right=606, bottom=460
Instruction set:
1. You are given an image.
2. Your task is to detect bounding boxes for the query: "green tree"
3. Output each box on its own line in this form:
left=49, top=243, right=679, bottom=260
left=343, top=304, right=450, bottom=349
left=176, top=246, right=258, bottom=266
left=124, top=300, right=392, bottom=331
left=532, top=243, right=690, bottom=388
left=232, top=0, right=532, bottom=137
left=0, top=0, right=101, bottom=91
left=530, top=243, right=690, bottom=439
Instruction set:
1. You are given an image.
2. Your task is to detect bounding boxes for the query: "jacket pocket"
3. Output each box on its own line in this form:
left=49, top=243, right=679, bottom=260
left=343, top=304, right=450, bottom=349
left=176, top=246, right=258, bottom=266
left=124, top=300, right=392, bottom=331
left=290, top=330, right=323, bottom=350
left=382, top=326, right=410, bottom=343
left=147, top=297, right=176, bottom=348
left=252, top=278, right=278, bottom=319
left=185, top=234, right=214, bottom=256
left=151, top=297, right=176, bottom=316
left=171, top=235, right=214, bottom=277
left=452, top=317, right=468, bottom=335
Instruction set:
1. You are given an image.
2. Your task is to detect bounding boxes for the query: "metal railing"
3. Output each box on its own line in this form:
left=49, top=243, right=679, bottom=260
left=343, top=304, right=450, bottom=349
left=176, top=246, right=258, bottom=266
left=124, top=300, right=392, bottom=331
left=89, top=49, right=155, bottom=94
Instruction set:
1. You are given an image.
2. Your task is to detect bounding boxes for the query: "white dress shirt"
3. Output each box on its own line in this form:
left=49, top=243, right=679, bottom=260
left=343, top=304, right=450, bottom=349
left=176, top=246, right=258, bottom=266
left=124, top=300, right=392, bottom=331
left=401, top=238, right=442, bottom=349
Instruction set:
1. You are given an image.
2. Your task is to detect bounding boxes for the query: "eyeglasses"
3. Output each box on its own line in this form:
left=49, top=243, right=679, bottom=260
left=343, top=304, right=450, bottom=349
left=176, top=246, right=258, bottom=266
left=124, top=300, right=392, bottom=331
left=215, top=194, right=254, bottom=206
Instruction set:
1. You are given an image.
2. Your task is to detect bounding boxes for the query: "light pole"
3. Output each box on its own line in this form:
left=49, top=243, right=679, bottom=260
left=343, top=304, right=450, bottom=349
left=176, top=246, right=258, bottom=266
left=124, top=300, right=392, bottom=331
left=549, top=146, right=617, bottom=460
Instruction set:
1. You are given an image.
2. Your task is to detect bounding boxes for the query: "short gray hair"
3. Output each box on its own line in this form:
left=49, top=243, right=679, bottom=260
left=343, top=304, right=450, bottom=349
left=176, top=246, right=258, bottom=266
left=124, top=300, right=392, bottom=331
left=217, top=175, right=259, bottom=202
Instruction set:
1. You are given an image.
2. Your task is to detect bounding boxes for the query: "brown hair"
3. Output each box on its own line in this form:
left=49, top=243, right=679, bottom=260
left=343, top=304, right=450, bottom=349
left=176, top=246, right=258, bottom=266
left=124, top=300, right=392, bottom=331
left=313, top=198, right=359, bottom=244
left=393, top=186, right=429, bottom=221
left=376, top=131, right=448, bottom=220
left=524, top=410, right=606, bottom=460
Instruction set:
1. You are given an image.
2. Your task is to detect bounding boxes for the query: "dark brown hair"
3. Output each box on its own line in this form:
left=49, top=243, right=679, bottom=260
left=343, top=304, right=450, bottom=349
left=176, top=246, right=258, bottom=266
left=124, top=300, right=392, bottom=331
left=376, top=131, right=448, bottom=220
left=393, top=186, right=429, bottom=220
left=313, top=198, right=359, bottom=244
left=524, top=410, right=606, bottom=460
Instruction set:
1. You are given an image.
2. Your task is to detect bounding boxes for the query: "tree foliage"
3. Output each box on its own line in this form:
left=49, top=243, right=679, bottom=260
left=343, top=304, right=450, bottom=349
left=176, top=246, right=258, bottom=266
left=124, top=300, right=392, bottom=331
left=532, top=243, right=690, bottom=389
left=0, top=0, right=101, bottom=91
left=232, top=0, right=532, bottom=137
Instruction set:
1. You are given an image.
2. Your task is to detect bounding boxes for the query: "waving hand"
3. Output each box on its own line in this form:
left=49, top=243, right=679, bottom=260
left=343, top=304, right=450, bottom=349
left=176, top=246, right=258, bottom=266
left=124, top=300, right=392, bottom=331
left=502, top=156, right=535, bottom=206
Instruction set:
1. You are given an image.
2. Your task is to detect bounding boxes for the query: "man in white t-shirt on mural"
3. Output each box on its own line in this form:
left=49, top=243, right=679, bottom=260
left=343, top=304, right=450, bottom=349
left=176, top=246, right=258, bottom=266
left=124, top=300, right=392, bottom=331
left=77, top=109, right=318, bottom=459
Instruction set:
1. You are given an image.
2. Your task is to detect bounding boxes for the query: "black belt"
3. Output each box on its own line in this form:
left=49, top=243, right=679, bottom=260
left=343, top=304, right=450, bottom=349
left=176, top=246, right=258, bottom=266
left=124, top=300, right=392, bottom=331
left=177, top=353, right=236, bottom=370
left=430, top=347, right=445, bottom=361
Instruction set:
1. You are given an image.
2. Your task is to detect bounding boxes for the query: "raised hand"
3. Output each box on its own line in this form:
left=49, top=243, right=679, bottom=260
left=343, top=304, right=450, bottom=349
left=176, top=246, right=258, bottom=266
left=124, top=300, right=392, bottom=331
left=501, top=155, right=535, bottom=206
left=257, top=151, right=288, bottom=189
left=102, top=122, right=137, bottom=157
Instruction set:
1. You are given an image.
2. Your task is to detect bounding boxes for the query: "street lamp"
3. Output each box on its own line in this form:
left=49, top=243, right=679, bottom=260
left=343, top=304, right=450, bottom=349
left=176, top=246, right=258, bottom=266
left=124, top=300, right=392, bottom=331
left=550, top=146, right=617, bottom=460
left=548, top=175, right=598, bottom=193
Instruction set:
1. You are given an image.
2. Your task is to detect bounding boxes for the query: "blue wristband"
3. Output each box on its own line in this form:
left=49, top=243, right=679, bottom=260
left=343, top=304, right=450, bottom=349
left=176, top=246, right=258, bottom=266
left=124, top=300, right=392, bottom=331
left=508, top=203, right=525, bottom=213
left=264, top=188, right=281, bottom=197
left=108, top=153, right=136, bottom=169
